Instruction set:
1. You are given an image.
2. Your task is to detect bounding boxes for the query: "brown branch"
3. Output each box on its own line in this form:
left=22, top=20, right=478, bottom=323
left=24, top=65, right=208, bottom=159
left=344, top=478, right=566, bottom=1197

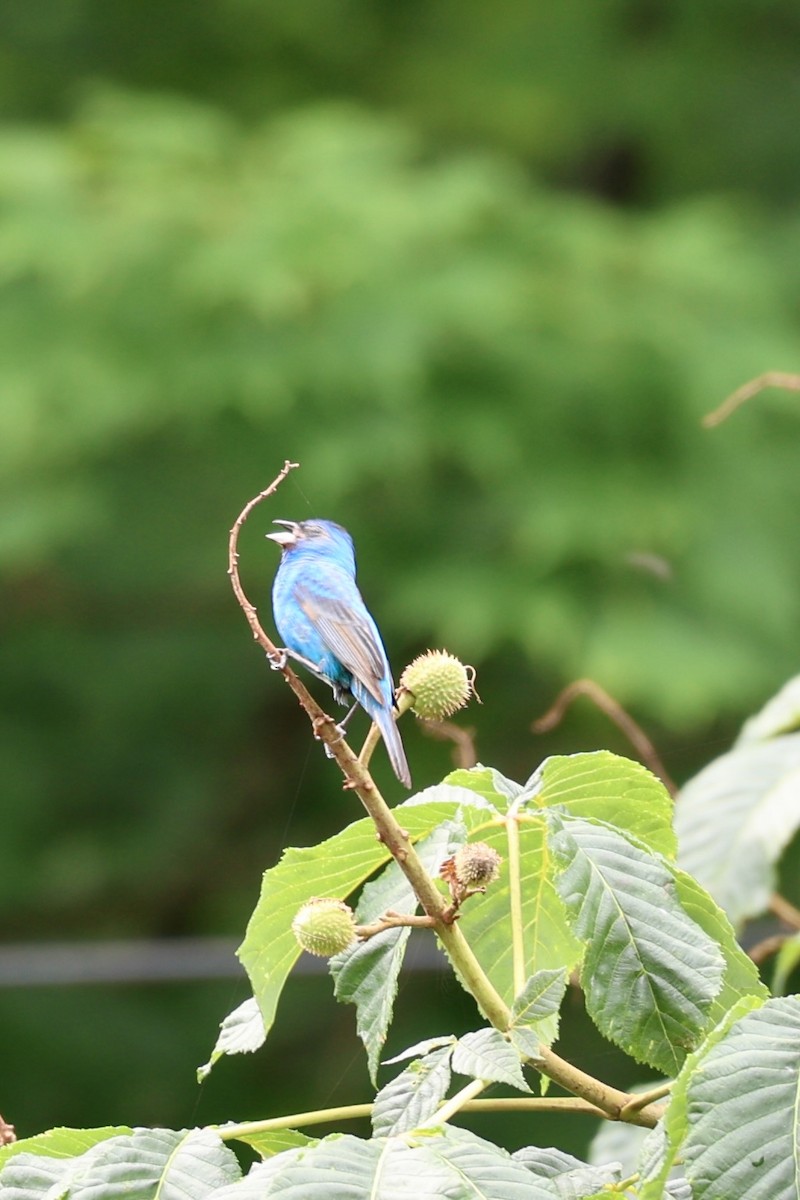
left=228, top=462, right=375, bottom=782
left=703, top=371, right=800, bottom=428
left=533, top=678, right=676, bottom=796
left=0, top=1113, right=15, bottom=1145
left=618, top=1082, right=672, bottom=1119
left=747, top=933, right=789, bottom=967
left=420, top=719, right=478, bottom=768
left=770, top=892, right=800, bottom=931
left=356, top=911, right=437, bottom=939
left=228, top=459, right=299, bottom=658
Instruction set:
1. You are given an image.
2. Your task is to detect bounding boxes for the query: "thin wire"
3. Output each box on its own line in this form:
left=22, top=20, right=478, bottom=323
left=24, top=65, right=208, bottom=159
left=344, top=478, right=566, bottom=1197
left=0, top=935, right=445, bottom=988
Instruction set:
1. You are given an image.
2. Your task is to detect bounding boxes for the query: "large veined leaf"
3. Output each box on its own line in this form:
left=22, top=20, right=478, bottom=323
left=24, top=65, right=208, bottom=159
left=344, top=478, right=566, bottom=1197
left=509, top=969, right=569, bottom=1030
left=441, top=754, right=682, bottom=1040
left=638, top=994, right=765, bottom=1200
left=525, top=752, right=676, bottom=858
left=512, top=1145, right=622, bottom=1198
left=0, top=1128, right=241, bottom=1200
left=548, top=815, right=725, bottom=1073
left=332, top=820, right=460, bottom=1083
left=372, top=1023, right=534, bottom=1139
left=0, top=1127, right=131, bottom=1170
left=681, top=996, right=800, bottom=1200
left=675, top=733, right=800, bottom=926
left=451, top=1028, right=531, bottom=1092
left=671, top=867, right=768, bottom=1025
left=237, top=818, right=393, bottom=1048
left=210, top=1128, right=570, bottom=1199
left=445, top=766, right=525, bottom=805
left=371, top=1045, right=454, bottom=1136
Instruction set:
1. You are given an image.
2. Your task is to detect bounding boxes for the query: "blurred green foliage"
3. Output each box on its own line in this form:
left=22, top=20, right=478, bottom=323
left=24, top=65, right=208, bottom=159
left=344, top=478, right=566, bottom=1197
left=1, top=0, right=799, bottom=1147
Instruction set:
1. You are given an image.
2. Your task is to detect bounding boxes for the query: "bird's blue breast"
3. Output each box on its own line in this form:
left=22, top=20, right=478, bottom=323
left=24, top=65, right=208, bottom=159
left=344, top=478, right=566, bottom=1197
left=272, top=552, right=355, bottom=694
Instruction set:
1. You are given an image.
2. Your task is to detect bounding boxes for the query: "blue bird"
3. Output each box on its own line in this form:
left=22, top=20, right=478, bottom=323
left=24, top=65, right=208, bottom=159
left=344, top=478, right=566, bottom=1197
left=267, top=519, right=411, bottom=788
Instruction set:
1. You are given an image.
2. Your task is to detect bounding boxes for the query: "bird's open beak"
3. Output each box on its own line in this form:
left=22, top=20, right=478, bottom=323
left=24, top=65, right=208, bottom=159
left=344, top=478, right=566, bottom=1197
left=266, top=519, right=299, bottom=548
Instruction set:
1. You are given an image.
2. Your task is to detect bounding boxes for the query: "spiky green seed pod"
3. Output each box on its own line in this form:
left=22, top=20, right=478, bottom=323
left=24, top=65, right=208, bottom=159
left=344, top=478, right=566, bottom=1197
left=292, top=898, right=357, bottom=958
left=453, top=842, right=502, bottom=889
left=399, top=649, right=474, bottom=720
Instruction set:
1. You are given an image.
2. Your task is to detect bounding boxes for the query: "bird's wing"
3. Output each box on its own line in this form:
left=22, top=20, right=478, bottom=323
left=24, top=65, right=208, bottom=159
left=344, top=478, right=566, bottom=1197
left=295, top=583, right=389, bottom=707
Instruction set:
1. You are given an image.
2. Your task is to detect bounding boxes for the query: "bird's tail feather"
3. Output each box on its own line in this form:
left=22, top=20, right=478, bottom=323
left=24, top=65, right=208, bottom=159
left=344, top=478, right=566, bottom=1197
left=380, top=711, right=412, bottom=789
left=367, top=699, right=411, bottom=789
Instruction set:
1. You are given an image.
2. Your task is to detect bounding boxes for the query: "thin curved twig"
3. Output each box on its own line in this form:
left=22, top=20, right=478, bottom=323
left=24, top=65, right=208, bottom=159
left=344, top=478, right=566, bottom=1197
left=533, top=678, right=676, bottom=796
left=703, top=371, right=800, bottom=428
left=420, top=719, right=478, bottom=768
left=770, top=892, right=800, bottom=931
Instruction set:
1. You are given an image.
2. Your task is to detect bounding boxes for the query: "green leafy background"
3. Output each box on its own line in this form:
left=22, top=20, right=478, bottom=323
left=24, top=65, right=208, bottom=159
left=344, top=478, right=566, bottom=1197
left=3, top=0, right=800, bottom=1161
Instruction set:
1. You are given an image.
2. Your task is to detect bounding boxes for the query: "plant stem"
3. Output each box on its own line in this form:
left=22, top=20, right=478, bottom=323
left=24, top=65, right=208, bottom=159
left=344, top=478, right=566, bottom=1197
left=771, top=892, right=800, bottom=930
left=220, top=1105, right=373, bottom=1139
left=619, top=1081, right=672, bottom=1117
left=218, top=1093, right=617, bottom=1141
left=433, top=1078, right=487, bottom=1125
left=504, top=807, right=527, bottom=998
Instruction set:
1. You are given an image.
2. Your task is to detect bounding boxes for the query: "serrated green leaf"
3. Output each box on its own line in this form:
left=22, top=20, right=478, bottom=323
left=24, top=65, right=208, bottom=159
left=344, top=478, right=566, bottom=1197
left=638, top=994, right=764, bottom=1200
left=676, top=733, right=800, bottom=926
left=512, top=1145, right=622, bottom=1199
left=0, top=1128, right=241, bottom=1199
left=333, top=924, right=413, bottom=1086
left=510, top=969, right=568, bottom=1028
left=216, top=1127, right=569, bottom=1197
left=550, top=815, right=725, bottom=1074
left=527, top=752, right=676, bottom=858
left=682, top=996, right=800, bottom=1200
left=444, top=766, right=523, bottom=805
left=399, top=781, right=501, bottom=821
left=452, top=1028, right=532, bottom=1093
left=0, top=1127, right=131, bottom=1170
left=332, top=821, right=459, bottom=1084
left=383, top=1035, right=457, bottom=1066
left=637, top=1121, right=685, bottom=1199
left=415, top=1127, right=558, bottom=1199
left=672, top=867, right=768, bottom=1023
left=198, top=996, right=265, bottom=1081
left=225, top=1128, right=316, bottom=1159
left=372, top=1045, right=454, bottom=1136
left=237, top=819, right=392, bottom=1051
left=507, top=1025, right=543, bottom=1063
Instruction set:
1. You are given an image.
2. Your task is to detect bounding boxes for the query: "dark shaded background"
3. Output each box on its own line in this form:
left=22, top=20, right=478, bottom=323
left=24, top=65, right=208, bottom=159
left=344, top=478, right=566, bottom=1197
left=2, top=0, right=799, bottom=1154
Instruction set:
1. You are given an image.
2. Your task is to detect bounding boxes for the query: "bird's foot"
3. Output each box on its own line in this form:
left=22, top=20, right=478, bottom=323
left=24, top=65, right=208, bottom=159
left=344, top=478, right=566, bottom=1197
left=268, top=649, right=287, bottom=671
left=322, top=723, right=349, bottom=758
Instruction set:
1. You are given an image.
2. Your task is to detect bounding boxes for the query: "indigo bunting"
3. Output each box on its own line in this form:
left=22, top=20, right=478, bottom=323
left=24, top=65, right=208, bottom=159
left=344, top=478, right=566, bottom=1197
left=267, top=519, right=411, bottom=788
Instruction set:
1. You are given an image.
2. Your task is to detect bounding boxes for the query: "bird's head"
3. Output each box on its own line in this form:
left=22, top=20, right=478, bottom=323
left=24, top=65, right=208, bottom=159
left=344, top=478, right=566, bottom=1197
left=267, top=519, right=356, bottom=567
